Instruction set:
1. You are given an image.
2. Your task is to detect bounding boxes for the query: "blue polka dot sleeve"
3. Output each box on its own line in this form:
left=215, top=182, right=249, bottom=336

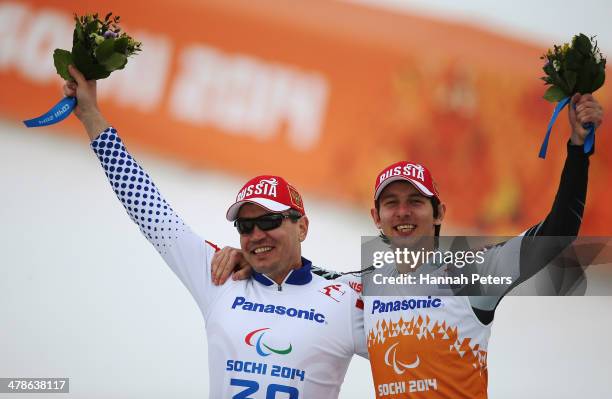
left=90, top=127, right=185, bottom=252
left=90, top=127, right=220, bottom=311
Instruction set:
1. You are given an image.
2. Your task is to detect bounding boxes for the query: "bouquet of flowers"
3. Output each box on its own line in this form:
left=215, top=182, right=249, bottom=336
left=23, top=12, right=141, bottom=127
left=538, top=34, right=606, bottom=158
left=541, top=33, right=605, bottom=102
left=54, top=13, right=141, bottom=81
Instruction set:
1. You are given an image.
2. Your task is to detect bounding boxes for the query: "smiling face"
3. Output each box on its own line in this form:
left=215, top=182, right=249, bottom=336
left=371, top=181, right=445, bottom=247
left=237, top=203, right=308, bottom=283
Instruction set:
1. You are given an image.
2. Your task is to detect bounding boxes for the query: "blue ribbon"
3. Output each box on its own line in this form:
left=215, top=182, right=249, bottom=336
left=23, top=96, right=77, bottom=128
left=583, top=122, right=595, bottom=154
left=539, top=96, right=570, bottom=159
left=539, top=96, right=596, bottom=158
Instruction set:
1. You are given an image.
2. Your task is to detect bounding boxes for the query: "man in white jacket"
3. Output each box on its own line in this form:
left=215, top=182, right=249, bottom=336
left=63, top=64, right=366, bottom=399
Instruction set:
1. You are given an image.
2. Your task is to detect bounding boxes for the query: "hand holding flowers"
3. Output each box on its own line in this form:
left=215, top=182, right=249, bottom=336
left=23, top=12, right=141, bottom=128
left=538, top=34, right=606, bottom=158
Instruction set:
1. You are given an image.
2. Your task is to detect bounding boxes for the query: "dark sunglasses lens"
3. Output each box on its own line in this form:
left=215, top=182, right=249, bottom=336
left=235, top=214, right=285, bottom=234
left=256, top=216, right=284, bottom=231
left=236, top=220, right=255, bottom=234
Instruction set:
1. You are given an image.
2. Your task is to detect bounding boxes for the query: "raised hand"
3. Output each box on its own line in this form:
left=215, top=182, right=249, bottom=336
left=569, top=93, right=604, bottom=146
left=62, top=65, right=109, bottom=140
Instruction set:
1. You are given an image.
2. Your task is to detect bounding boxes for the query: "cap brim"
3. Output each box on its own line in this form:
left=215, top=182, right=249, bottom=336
left=374, top=176, right=434, bottom=200
left=226, top=198, right=291, bottom=221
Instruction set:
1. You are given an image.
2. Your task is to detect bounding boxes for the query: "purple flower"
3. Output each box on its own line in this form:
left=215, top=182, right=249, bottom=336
left=104, top=31, right=118, bottom=39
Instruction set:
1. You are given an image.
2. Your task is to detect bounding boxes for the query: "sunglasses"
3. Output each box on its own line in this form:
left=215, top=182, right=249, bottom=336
left=234, top=213, right=301, bottom=235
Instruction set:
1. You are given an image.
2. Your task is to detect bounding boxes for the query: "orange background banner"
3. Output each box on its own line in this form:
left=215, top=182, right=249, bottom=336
left=1, top=0, right=610, bottom=234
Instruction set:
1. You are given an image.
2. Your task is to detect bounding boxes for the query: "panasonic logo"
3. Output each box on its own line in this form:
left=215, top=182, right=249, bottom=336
left=231, top=296, right=326, bottom=323
left=372, top=296, right=442, bottom=314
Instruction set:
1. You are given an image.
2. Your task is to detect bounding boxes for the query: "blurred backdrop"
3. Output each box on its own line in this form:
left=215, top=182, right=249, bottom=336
left=1, top=0, right=611, bottom=398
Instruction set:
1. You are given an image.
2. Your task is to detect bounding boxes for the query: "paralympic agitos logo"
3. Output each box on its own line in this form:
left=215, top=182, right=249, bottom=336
left=245, top=328, right=293, bottom=357
left=384, top=342, right=420, bottom=374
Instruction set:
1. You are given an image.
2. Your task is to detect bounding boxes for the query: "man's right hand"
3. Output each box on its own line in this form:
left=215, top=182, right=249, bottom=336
left=568, top=93, right=603, bottom=146
left=62, top=65, right=109, bottom=141
left=212, top=246, right=253, bottom=285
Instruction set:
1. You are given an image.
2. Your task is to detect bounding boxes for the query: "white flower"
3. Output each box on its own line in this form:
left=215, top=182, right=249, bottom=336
left=553, top=60, right=561, bottom=72
left=595, top=52, right=602, bottom=63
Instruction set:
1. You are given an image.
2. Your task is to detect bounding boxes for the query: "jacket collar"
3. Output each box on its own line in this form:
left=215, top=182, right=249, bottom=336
left=252, top=257, right=313, bottom=286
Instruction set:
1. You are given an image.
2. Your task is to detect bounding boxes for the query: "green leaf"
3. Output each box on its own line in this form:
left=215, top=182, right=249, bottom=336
left=72, top=41, right=92, bottom=69
left=74, top=18, right=84, bottom=46
left=576, top=58, right=597, bottom=93
left=564, top=70, right=577, bottom=92
left=585, top=58, right=605, bottom=93
left=543, top=85, right=567, bottom=103
left=549, top=68, right=570, bottom=94
left=564, top=48, right=583, bottom=71
left=573, top=33, right=592, bottom=56
left=94, top=38, right=115, bottom=63
left=591, top=69, right=605, bottom=92
left=100, top=52, right=127, bottom=71
left=542, top=62, right=555, bottom=76
left=53, top=49, right=73, bottom=80
left=86, top=65, right=112, bottom=80
left=114, top=37, right=129, bottom=54
left=72, top=41, right=107, bottom=80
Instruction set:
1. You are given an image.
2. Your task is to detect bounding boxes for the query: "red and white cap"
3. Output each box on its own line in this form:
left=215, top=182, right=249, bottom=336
left=374, top=161, right=440, bottom=201
left=226, top=175, right=305, bottom=221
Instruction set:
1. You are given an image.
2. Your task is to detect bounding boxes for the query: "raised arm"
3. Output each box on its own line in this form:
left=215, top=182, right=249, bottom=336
left=467, top=94, right=603, bottom=320
left=517, top=94, right=602, bottom=278
left=524, top=93, right=602, bottom=238
left=64, top=65, right=222, bottom=316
